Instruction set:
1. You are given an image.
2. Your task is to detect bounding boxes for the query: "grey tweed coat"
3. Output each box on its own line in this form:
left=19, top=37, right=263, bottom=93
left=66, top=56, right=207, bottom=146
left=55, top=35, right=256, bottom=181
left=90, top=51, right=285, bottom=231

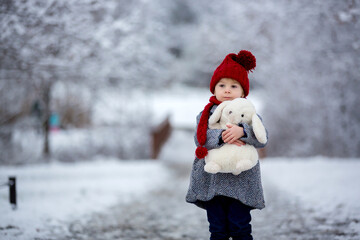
left=186, top=105, right=267, bottom=210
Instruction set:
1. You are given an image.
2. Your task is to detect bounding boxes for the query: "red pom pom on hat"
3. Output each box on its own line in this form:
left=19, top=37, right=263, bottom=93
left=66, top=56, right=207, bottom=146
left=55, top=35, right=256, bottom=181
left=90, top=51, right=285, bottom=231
left=236, top=50, right=256, bottom=72
left=196, top=146, right=208, bottom=159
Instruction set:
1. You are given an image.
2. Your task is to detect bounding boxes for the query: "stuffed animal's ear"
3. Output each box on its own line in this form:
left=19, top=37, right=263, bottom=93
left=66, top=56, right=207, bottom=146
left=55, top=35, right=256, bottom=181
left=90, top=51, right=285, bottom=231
left=252, top=114, right=267, bottom=144
left=209, top=101, right=230, bottom=128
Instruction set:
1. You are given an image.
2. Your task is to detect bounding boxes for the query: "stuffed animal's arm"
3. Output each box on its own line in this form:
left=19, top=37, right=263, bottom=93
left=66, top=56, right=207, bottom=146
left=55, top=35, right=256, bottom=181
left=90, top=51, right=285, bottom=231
left=194, top=111, right=225, bottom=150
left=240, top=114, right=268, bottom=148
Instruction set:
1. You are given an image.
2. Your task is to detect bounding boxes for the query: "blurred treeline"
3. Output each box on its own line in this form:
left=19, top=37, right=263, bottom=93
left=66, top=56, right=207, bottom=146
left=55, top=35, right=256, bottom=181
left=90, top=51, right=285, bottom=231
left=1, top=0, right=359, bottom=164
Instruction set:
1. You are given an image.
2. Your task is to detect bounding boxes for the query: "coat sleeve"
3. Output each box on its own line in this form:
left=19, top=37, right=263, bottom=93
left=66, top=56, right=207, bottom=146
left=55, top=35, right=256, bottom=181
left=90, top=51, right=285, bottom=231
left=240, top=114, right=268, bottom=148
left=194, top=111, right=225, bottom=150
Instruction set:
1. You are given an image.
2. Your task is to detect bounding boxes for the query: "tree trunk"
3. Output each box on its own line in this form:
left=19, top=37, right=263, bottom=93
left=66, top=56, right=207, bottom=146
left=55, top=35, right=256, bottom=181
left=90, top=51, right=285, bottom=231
left=42, top=84, right=51, bottom=160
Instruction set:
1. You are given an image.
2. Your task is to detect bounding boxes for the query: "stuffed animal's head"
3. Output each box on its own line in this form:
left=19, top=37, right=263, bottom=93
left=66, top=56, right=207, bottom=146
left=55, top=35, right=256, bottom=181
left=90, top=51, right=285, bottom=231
left=209, top=98, right=256, bottom=126
left=224, top=98, right=255, bottom=125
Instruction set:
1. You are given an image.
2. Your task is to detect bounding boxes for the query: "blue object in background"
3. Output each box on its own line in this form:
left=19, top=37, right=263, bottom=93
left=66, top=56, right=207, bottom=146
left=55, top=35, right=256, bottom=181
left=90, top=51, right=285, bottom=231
left=49, top=112, right=60, bottom=132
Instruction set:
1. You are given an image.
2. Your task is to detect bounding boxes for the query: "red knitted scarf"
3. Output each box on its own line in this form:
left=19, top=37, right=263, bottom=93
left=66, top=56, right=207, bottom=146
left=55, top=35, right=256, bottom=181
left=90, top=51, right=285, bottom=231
left=195, top=96, right=222, bottom=159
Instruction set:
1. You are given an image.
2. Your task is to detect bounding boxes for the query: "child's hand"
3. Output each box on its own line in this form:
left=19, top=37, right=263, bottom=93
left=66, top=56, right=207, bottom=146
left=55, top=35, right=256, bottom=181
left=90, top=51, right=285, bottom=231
left=222, top=124, right=245, bottom=144
left=232, top=139, right=246, bottom=147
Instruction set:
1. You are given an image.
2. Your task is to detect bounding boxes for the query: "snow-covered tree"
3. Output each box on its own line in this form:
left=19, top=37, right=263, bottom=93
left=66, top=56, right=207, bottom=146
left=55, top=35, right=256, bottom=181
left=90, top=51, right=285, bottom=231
left=0, top=0, right=182, bottom=163
left=1, top=0, right=359, bottom=163
left=171, top=0, right=360, bottom=157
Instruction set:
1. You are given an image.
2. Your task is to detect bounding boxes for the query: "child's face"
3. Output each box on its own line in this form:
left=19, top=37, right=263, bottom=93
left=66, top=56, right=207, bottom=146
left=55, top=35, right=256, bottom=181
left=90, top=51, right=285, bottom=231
left=214, top=78, right=244, bottom=102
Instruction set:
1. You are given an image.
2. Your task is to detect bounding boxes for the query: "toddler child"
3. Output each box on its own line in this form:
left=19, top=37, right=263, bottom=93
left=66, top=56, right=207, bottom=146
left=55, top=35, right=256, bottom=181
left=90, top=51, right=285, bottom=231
left=186, top=50, right=267, bottom=240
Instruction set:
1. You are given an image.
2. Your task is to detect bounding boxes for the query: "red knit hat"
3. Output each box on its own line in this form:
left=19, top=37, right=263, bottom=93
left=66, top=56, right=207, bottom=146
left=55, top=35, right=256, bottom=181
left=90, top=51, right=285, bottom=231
left=209, top=50, right=256, bottom=97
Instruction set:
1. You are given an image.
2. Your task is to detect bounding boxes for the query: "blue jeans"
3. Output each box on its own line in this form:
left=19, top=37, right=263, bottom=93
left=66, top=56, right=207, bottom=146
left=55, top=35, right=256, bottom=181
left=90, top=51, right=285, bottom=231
left=204, top=196, right=253, bottom=240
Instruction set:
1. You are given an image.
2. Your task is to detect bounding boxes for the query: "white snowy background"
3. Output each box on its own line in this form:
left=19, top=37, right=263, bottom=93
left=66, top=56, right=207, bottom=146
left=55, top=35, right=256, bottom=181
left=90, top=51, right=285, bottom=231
left=1, top=0, right=360, bottom=239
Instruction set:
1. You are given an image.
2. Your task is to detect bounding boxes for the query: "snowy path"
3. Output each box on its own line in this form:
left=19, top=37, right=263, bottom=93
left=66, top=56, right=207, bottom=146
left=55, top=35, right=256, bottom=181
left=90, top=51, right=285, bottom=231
left=48, top=162, right=209, bottom=240
left=1, top=129, right=359, bottom=239
left=0, top=160, right=172, bottom=240
left=48, top=160, right=359, bottom=240
left=252, top=180, right=359, bottom=240
left=46, top=130, right=359, bottom=240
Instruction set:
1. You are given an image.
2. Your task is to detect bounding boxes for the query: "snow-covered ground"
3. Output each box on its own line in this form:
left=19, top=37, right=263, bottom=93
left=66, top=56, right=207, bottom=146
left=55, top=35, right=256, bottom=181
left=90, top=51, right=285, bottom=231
left=0, top=159, right=170, bottom=240
left=1, top=86, right=359, bottom=239
left=261, top=157, right=360, bottom=237
left=2, top=139, right=359, bottom=239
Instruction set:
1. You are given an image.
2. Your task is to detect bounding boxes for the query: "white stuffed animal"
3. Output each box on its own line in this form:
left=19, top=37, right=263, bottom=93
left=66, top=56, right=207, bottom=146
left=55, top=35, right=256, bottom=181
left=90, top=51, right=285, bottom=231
left=204, top=98, right=267, bottom=175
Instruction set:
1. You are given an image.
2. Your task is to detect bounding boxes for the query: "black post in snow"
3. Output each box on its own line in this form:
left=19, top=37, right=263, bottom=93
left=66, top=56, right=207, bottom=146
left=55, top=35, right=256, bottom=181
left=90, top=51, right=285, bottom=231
left=0, top=176, right=17, bottom=210
left=9, top=177, right=17, bottom=210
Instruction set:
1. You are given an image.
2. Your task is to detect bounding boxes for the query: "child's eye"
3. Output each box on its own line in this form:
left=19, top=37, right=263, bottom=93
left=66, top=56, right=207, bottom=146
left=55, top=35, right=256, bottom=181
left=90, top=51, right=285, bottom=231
left=219, top=84, right=225, bottom=87
left=231, top=85, right=238, bottom=88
